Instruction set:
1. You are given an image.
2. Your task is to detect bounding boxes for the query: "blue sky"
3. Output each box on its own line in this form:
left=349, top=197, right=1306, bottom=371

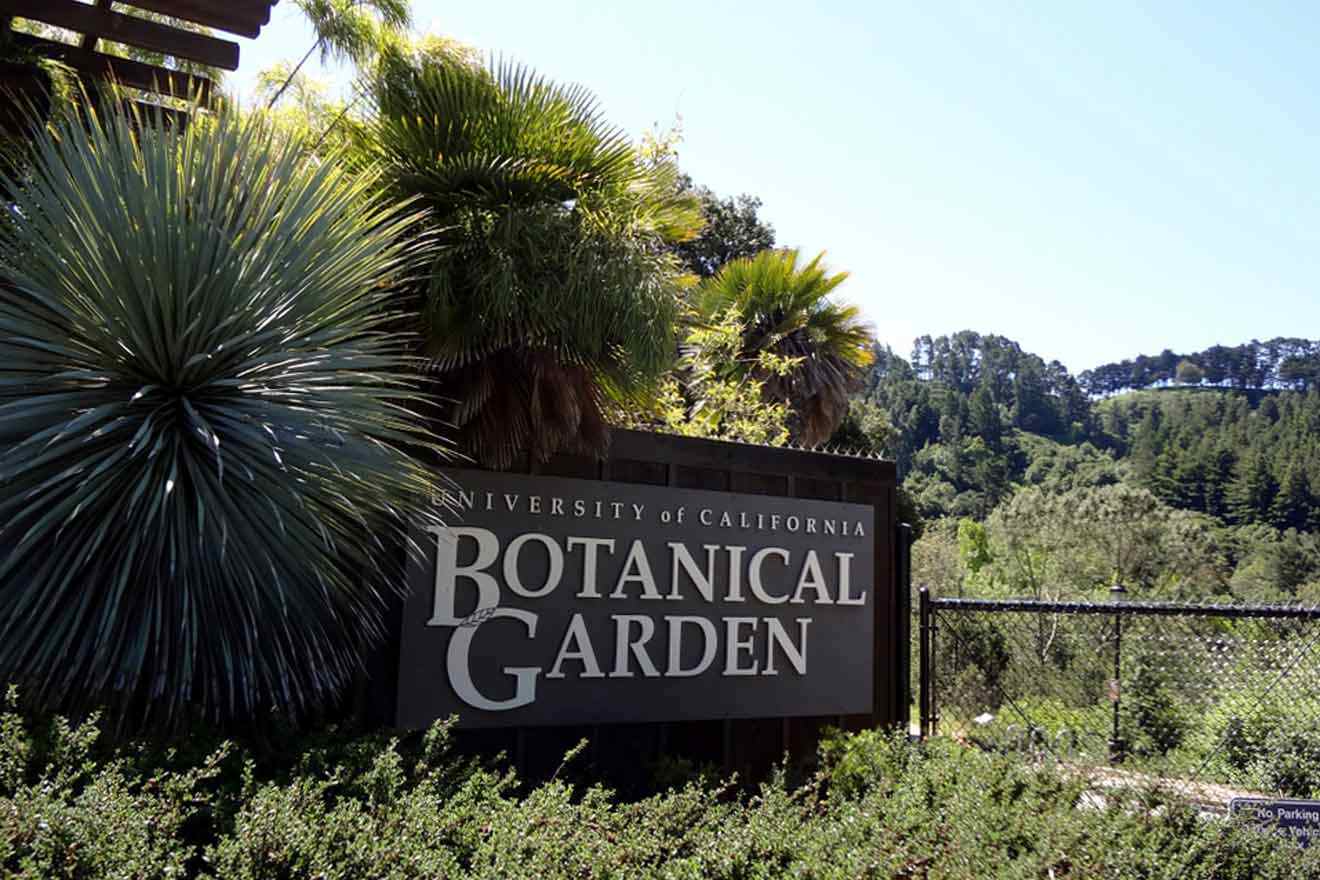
left=231, top=1, right=1320, bottom=373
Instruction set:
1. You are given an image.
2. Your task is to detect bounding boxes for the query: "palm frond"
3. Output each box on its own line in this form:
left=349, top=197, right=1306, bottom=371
left=294, top=0, right=413, bottom=65
left=689, top=249, right=875, bottom=445
left=352, top=48, right=702, bottom=466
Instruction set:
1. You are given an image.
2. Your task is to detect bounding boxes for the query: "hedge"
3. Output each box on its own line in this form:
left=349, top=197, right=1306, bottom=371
left=3, top=687, right=1318, bottom=879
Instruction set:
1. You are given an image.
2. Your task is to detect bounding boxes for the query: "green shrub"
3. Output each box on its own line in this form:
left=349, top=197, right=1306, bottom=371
left=0, top=689, right=226, bottom=878
left=1123, top=657, right=1190, bottom=757
left=1257, top=726, right=1320, bottom=798
left=816, top=726, right=914, bottom=799
left=4, top=695, right=1320, bottom=879
left=1192, top=688, right=1320, bottom=792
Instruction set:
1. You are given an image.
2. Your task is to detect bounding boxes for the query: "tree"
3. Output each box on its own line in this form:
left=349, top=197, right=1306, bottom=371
left=1279, top=353, right=1320, bottom=390
left=265, top=0, right=412, bottom=108
left=354, top=48, right=702, bottom=467
left=1228, top=452, right=1279, bottom=525
left=253, top=63, right=343, bottom=143
left=671, top=177, right=775, bottom=278
left=1271, top=465, right=1316, bottom=532
left=828, top=399, right=894, bottom=455
left=0, top=99, right=446, bottom=725
left=256, top=36, right=478, bottom=156
left=957, top=519, right=992, bottom=576
left=1229, top=526, right=1320, bottom=601
left=1011, top=358, right=1051, bottom=433
left=689, top=249, right=873, bottom=446
left=866, top=332, right=1320, bottom=531
left=912, top=519, right=965, bottom=598
left=1018, top=435, right=1124, bottom=494
left=968, top=374, right=1004, bottom=449
left=1175, top=359, right=1205, bottom=385
left=978, top=486, right=1225, bottom=603
left=1081, top=338, right=1320, bottom=396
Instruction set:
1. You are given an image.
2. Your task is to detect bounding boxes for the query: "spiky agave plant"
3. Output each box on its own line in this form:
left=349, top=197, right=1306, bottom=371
left=689, top=249, right=874, bottom=447
left=355, top=47, right=702, bottom=468
left=0, top=100, right=448, bottom=726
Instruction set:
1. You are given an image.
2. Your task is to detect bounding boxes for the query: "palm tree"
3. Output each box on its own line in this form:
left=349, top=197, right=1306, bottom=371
left=354, top=46, right=702, bottom=468
left=265, top=0, right=412, bottom=108
left=0, top=96, right=447, bottom=727
left=689, top=249, right=874, bottom=446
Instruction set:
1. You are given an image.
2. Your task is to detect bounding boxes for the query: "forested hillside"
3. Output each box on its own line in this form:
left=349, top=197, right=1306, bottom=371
left=831, top=331, right=1320, bottom=603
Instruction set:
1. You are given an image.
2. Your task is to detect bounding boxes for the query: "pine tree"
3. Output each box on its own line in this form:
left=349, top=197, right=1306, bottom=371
left=969, top=375, right=1004, bottom=449
left=1011, top=360, right=1051, bottom=434
left=1229, top=452, right=1279, bottom=525
left=1144, top=446, right=1180, bottom=506
left=1204, top=446, right=1237, bottom=519
left=1272, top=465, right=1315, bottom=531
left=1170, top=448, right=1207, bottom=512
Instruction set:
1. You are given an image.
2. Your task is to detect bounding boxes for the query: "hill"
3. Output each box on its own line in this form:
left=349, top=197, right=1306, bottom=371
left=834, top=331, right=1320, bottom=532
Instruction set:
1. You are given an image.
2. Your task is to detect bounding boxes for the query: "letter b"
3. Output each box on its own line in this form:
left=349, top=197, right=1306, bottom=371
left=427, top=526, right=500, bottom=626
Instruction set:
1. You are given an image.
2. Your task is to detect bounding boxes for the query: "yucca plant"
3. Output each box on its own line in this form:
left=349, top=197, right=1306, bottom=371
left=0, top=98, right=448, bottom=727
left=689, top=249, right=874, bottom=446
left=353, top=46, right=702, bottom=468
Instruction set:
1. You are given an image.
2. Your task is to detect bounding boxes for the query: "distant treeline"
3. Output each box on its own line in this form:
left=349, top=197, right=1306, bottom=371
left=856, top=332, right=1094, bottom=472
left=1078, top=337, right=1320, bottom=396
left=836, top=331, right=1320, bottom=533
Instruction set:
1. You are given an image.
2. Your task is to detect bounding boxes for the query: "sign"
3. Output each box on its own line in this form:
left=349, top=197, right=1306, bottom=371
left=1230, top=798, right=1320, bottom=847
left=395, top=470, right=876, bottom=728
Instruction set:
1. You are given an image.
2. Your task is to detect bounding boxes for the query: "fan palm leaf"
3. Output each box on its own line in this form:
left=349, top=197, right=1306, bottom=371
left=690, top=249, right=874, bottom=446
left=0, top=97, right=448, bottom=727
left=353, top=48, right=702, bottom=467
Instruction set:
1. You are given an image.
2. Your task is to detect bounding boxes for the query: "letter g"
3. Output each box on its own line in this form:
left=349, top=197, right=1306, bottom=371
left=447, top=608, right=541, bottom=711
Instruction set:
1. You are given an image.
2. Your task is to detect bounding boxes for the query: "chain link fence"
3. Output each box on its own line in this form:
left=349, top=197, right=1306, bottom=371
left=917, top=589, right=1320, bottom=806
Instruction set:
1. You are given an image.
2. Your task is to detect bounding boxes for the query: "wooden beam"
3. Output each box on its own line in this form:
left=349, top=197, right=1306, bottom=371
left=116, top=0, right=271, bottom=39
left=14, top=33, right=214, bottom=103
left=80, top=0, right=112, bottom=50
left=1, top=0, right=241, bottom=70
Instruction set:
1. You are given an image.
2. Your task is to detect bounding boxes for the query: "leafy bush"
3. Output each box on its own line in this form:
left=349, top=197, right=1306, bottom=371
left=4, top=694, right=1319, bottom=879
left=0, top=98, right=446, bottom=727
left=1257, top=726, right=1320, bottom=798
left=647, top=306, right=795, bottom=446
left=1191, top=687, right=1320, bottom=794
left=815, top=726, right=915, bottom=799
left=1123, top=656, right=1190, bottom=757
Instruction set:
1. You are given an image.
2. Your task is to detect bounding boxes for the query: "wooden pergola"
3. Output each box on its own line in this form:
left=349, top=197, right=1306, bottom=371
left=1, top=0, right=280, bottom=104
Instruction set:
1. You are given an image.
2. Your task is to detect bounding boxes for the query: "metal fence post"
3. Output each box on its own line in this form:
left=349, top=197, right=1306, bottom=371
left=897, top=523, right=913, bottom=723
left=919, top=587, right=935, bottom=738
left=1108, top=584, right=1127, bottom=765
